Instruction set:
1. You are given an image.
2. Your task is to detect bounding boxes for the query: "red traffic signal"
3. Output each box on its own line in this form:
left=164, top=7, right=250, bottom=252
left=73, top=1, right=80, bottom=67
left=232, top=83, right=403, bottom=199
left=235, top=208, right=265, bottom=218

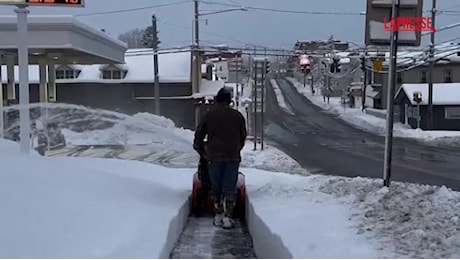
left=300, top=64, right=310, bottom=74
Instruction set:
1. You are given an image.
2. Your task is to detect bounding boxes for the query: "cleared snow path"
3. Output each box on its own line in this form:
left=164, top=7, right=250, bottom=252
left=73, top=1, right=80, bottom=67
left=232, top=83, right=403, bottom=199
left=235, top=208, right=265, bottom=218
left=170, top=217, right=256, bottom=258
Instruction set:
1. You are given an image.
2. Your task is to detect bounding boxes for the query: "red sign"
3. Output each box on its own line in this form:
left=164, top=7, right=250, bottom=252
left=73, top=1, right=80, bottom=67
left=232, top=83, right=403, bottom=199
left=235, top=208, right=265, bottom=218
left=383, top=16, right=435, bottom=32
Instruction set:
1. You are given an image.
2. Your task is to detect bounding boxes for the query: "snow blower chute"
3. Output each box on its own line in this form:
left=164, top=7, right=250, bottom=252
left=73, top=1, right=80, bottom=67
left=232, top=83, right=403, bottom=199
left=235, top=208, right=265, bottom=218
left=191, top=155, right=246, bottom=219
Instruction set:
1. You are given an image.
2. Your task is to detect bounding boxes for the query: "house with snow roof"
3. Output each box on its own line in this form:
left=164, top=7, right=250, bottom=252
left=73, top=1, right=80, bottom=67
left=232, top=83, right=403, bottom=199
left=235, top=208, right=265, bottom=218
left=366, top=42, right=460, bottom=110
left=0, top=48, right=212, bottom=129
left=395, top=83, right=460, bottom=130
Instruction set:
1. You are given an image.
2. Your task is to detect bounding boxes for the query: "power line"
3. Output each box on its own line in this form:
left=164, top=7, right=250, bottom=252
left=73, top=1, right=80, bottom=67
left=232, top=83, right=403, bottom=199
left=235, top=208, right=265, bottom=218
left=201, top=0, right=363, bottom=15
left=156, top=18, right=267, bottom=47
left=75, top=1, right=190, bottom=17
left=227, top=0, right=331, bottom=41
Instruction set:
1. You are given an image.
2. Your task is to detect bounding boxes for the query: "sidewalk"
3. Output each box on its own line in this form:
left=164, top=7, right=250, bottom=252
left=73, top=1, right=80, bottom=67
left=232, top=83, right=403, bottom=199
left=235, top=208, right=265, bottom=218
left=286, top=77, right=460, bottom=146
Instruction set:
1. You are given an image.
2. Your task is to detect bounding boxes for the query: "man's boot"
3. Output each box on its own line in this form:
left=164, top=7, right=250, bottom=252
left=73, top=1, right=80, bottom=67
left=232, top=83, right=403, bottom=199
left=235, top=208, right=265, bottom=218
left=222, top=197, right=236, bottom=229
left=213, top=196, right=224, bottom=227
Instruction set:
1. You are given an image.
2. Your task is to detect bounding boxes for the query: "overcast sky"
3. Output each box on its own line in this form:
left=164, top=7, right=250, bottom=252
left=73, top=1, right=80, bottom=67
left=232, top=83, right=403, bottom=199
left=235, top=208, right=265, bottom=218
left=0, top=0, right=459, bottom=49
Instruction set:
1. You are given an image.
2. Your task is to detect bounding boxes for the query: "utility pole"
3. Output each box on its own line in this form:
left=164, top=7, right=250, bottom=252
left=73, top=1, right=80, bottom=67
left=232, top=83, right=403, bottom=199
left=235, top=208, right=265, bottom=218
left=362, top=50, right=368, bottom=111
left=427, top=0, right=436, bottom=130
left=261, top=59, right=266, bottom=150
left=193, top=0, right=201, bottom=128
left=236, top=51, right=239, bottom=108
left=311, top=74, right=314, bottom=92
left=16, top=5, right=31, bottom=154
left=282, top=49, right=285, bottom=76
left=303, top=72, right=306, bottom=88
left=253, top=58, right=257, bottom=151
left=0, top=53, right=3, bottom=139
left=383, top=0, right=400, bottom=188
left=152, top=14, right=160, bottom=115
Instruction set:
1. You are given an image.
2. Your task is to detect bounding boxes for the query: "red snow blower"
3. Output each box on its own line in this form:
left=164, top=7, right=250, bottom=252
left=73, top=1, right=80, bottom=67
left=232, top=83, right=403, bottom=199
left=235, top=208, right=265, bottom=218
left=191, top=155, right=246, bottom=219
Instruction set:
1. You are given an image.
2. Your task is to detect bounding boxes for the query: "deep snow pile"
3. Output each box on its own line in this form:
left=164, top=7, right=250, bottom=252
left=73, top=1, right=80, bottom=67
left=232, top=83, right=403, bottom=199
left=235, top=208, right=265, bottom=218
left=0, top=139, right=191, bottom=258
left=10, top=103, right=305, bottom=174
left=285, top=77, right=460, bottom=146
left=319, top=177, right=460, bottom=258
left=248, top=169, right=460, bottom=258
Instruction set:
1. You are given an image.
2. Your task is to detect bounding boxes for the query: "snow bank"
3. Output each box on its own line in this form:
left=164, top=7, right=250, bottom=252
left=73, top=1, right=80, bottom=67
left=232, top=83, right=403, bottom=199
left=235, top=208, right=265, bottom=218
left=25, top=103, right=304, bottom=174
left=246, top=196, right=293, bottom=258
left=241, top=143, right=307, bottom=175
left=285, top=77, right=460, bottom=145
left=244, top=169, right=381, bottom=258
left=0, top=139, right=191, bottom=258
left=244, top=167, right=460, bottom=258
left=319, top=177, right=460, bottom=258
left=269, top=79, right=295, bottom=115
left=4, top=135, right=460, bottom=258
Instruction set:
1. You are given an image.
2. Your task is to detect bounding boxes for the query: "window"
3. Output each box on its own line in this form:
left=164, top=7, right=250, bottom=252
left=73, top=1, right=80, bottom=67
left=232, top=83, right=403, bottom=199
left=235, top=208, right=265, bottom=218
left=397, top=72, right=403, bottom=83
left=445, top=107, right=460, bottom=119
left=55, top=67, right=80, bottom=79
left=102, top=70, right=112, bottom=79
left=101, top=69, right=126, bottom=79
left=112, top=70, right=121, bottom=79
left=420, top=71, right=427, bottom=83
left=56, top=70, right=65, bottom=79
left=444, top=69, right=453, bottom=83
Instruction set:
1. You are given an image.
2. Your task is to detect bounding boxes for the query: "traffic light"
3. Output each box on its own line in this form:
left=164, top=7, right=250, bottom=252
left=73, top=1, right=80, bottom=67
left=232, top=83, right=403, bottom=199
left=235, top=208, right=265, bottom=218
left=413, top=92, right=422, bottom=103
left=300, top=64, right=311, bottom=74
left=330, top=63, right=335, bottom=73
left=360, top=56, right=366, bottom=71
left=265, top=61, right=270, bottom=74
left=331, top=57, right=341, bottom=73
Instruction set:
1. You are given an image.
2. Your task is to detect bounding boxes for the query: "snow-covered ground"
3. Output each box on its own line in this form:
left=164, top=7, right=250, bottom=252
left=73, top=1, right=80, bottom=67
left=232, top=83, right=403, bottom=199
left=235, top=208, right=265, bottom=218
left=269, top=79, right=295, bottom=115
left=3, top=103, right=460, bottom=258
left=3, top=137, right=460, bottom=258
left=0, top=139, right=191, bottom=258
left=286, top=77, right=460, bottom=146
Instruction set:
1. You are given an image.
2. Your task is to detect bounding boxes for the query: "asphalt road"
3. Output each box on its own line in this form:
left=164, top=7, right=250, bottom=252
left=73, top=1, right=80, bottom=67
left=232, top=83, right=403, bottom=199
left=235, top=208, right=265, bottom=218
left=264, top=78, right=460, bottom=190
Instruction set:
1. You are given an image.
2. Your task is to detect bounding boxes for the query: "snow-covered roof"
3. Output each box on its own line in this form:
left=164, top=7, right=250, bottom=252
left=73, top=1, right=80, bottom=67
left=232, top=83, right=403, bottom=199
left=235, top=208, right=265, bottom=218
left=375, top=42, right=460, bottom=67
left=397, top=83, right=460, bottom=105
left=253, top=57, right=268, bottom=62
left=339, top=58, right=351, bottom=64
left=0, top=48, right=192, bottom=83
left=206, top=57, right=228, bottom=62
left=192, top=80, right=225, bottom=99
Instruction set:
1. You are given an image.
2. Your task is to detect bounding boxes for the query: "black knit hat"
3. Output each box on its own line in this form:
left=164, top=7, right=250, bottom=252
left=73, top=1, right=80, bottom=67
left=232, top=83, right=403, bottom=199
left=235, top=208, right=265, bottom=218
left=215, top=87, right=232, bottom=104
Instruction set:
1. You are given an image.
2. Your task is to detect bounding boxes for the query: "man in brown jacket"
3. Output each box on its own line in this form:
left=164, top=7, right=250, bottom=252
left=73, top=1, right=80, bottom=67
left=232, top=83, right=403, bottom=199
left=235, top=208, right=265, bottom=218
left=193, top=87, right=247, bottom=229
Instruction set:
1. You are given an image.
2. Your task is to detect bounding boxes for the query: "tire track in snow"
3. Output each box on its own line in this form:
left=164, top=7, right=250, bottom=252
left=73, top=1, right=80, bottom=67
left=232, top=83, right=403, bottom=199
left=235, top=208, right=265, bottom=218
left=269, top=79, right=295, bottom=115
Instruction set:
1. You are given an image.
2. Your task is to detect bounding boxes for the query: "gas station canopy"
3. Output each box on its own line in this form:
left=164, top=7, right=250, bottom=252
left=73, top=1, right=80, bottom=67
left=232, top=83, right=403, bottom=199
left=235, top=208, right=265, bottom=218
left=0, top=15, right=128, bottom=64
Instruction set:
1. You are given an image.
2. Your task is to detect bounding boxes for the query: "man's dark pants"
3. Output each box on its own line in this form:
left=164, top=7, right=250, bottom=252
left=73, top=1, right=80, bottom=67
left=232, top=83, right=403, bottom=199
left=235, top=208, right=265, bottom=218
left=207, top=160, right=239, bottom=215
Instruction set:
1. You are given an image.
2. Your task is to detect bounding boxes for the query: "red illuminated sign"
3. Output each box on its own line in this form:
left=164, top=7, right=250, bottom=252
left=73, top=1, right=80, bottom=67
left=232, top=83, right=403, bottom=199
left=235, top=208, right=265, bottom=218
left=26, top=0, right=83, bottom=5
left=0, top=0, right=84, bottom=6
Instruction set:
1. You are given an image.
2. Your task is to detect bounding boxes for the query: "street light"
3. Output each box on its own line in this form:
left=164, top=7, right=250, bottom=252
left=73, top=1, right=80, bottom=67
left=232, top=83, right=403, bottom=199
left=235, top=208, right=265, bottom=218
left=199, top=7, right=248, bottom=16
